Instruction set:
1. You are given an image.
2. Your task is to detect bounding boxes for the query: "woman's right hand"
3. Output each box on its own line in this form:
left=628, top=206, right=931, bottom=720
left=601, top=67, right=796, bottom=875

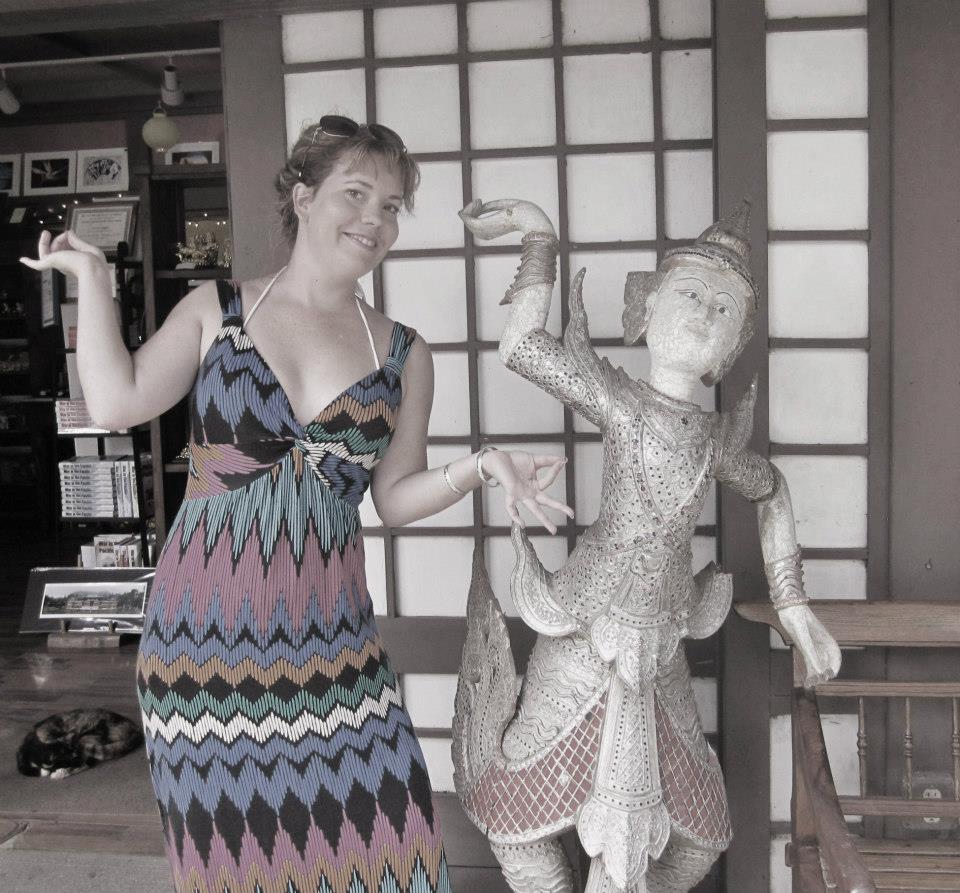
left=20, top=230, right=109, bottom=279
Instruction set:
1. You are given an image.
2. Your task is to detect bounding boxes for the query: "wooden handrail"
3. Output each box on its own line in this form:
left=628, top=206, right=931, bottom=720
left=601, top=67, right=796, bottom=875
left=735, top=600, right=960, bottom=647
left=793, top=687, right=877, bottom=893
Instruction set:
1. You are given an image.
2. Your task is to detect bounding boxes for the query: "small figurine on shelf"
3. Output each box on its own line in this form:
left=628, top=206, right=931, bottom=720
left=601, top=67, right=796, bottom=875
left=174, top=231, right=220, bottom=269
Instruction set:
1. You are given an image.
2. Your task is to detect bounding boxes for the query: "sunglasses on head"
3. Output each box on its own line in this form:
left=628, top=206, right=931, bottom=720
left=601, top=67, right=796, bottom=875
left=296, top=115, right=407, bottom=180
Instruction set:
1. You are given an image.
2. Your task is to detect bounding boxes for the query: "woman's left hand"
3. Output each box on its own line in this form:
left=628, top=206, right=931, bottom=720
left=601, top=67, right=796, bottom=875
left=481, top=449, right=573, bottom=535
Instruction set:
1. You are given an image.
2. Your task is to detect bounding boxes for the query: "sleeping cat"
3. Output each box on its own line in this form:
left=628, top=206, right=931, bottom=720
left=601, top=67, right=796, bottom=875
left=16, top=708, right=144, bottom=779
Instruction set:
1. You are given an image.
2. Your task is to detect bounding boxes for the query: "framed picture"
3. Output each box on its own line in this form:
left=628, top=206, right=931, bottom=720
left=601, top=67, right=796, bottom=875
left=0, top=154, right=21, bottom=196
left=164, top=141, right=220, bottom=166
left=23, top=151, right=76, bottom=195
left=76, top=147, right=129, bottom=193
left=20, top=567, right=153, bottom=634
left=66, top=201, right=137, bottom=255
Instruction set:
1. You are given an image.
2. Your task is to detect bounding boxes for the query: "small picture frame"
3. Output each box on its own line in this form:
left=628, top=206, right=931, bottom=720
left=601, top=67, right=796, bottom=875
left=67, top=201, right=137, bottom=256
left=0, top=154, right=21, bottom=196
left=23, top=150, right=76, bottom=195
left=20, top=567, right=153, bottom=634
left=164, top=141, right=220, bottom=166
left=76, top=147, right=129, bottom=193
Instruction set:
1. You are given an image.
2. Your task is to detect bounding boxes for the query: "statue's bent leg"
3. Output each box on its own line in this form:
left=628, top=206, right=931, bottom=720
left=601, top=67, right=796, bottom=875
left=490, top=837, right=575, bottom=893
left=643, top=832, right=719, bottom=893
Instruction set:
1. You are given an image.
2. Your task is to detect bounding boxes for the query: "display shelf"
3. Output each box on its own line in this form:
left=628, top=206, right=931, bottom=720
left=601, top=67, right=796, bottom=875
left=155, top=267, right=231, bottom=279
left=143, top=162, right=226, bottom=181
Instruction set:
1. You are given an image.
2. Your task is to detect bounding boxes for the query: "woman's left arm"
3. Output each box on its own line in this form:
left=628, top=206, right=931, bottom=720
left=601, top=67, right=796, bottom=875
left=370, top=335, right=572, bottom=532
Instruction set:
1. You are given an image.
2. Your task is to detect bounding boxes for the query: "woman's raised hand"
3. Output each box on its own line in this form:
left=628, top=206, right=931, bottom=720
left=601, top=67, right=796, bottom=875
left=20, top=230, right=108, bottom=279
left=459, top=198, right=557, bottom=241
left=481, top=449, right=573, bottom=535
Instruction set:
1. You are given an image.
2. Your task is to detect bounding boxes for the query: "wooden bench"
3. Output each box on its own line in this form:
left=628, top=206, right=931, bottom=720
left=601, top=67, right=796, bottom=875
left=736, top=601, right=960, bottom=893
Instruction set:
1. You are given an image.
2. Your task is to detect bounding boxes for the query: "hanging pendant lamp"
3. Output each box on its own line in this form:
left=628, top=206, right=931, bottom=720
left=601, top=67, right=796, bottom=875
left=141, top=102, right=179, bottom=151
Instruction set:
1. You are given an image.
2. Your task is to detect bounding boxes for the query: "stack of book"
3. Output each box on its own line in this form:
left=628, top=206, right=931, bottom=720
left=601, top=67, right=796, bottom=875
left=54, top=399, right=126, bottom=435
left=79, top=532, right=144, bottom=568
left=58, top=454, right=153, bottom=519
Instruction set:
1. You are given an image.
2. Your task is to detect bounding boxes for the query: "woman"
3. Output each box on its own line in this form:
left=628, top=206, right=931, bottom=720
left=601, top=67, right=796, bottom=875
left=21, top=117, right=571, bottom=893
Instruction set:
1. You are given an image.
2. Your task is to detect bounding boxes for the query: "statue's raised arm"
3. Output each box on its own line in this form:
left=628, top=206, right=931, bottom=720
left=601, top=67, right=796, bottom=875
left=454, top=197, right=840, bottom=893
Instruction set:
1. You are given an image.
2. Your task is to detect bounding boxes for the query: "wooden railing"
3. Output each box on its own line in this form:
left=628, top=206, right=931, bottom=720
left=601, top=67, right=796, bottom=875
left=736, top=601, right=960, bottom=893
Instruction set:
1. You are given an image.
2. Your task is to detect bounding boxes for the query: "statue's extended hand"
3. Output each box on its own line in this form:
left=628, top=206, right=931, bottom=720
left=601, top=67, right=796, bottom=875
left=459, top=198, right=556, bottom=241
left=778, top=605, right=842, bottom=689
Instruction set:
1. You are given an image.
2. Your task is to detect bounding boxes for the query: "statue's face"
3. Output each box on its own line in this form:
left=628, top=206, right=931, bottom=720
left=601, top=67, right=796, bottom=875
left=645, top=262, right=752, bottom=380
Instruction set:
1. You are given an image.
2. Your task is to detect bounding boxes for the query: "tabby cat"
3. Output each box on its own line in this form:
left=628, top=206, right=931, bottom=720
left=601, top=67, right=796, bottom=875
left=16, top=708, right=144, bottom=779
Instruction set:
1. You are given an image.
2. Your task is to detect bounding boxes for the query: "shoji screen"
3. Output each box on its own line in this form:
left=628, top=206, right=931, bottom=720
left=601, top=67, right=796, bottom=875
left=762, top=1, right=882, bottom=887
left=280, top=0, right=716, bottom=794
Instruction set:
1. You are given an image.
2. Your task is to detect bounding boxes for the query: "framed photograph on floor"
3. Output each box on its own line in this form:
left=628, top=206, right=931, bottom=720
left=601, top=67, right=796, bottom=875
left=23, top=151, right=75, bottom=195
left=164, top=141, right=219, bottom=166
left=0, top=154, right=21, bottom=196
left=76, top=147, right=129, bottom=193
left=20, top=567, right=153, bottom=634
left=67, top=201, right=137, bottom=256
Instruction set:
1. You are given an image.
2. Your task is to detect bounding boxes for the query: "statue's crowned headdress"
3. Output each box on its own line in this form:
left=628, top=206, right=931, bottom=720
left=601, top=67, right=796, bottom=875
left=661, top=199, right=759, bottom=309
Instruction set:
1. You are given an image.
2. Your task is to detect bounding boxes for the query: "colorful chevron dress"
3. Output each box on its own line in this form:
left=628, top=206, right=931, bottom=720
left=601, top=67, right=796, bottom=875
left=136, top=277, right=451, bottom=893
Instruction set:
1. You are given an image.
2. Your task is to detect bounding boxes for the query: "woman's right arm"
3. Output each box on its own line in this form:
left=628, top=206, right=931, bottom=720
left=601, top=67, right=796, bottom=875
left=22, top=230, right=214, bottom=431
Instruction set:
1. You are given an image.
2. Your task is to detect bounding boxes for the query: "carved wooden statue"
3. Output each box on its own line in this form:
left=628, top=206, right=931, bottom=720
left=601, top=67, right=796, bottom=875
left=451, top=198, right=842, bottom=893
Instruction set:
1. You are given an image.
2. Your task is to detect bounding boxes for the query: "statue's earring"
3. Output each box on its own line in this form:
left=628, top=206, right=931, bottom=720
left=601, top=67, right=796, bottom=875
left=623, top=271, right=663, bottom=345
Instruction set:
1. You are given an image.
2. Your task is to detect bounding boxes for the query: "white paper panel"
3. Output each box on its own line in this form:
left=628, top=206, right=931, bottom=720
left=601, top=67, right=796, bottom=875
left=482, top=441, right=566, bottom=528
left=393, top=161, right=464, bottom=250
left=769, top=349, right=868, bottom=443
left=284, top=71, right=366, bottom=152
left=471, top=158, right=560, bottom=245
left=382, top=258, right=467, bottom=343
left=486, top=534, right=570, bottom=617
left=768, top=241, right=869, bottom=338
left=419, top=736, right=456, bottom=791
left=282, top=11, right=364, bottom=63
left=567, top=153, right=656, bottom=242
left=661, top=49, right=713, bottom=140
left=574, top=442, right=604, bottom=523
left=664, top=149, right=714, bottom=240
left=562, top=0, right=651, bottom=44
left=467, top=0, right=554, bottom=50
left=407, top=445, right=476, bottom=528
left=376, top=66, right=461, bottom=153
left=358, top=271, right=374, bottom=307
left=374, top=5, right=458, bottom=56
left=358, top=490, right=383, bottom=528
left=766, top=0, right=866, bottom=16
left=469, top=60, right=556, bottom=149
left=767, top=131, right=869, bottom=230
left=770, top=833, right=793, bottom=893
left=773, top=455, right=867, bottom=547
left=478, top=349, right=565, bottom=433
left=475, top=253, right=563, bottom=340
left=395, top=535, right=474, bottom=615
left=429, top=351, right=471, bottom=436
left=563, top=54, right=654, bottom=145
left=660, top=0, right=712, bottom=38
left=767, top=30, right=868, bottom=119
left=692, top=535, right=716, bottom=573
left=402, top=674, right=458, bottom=728
left=692, top=677, right=718, bottom=735
left=362, top=534, right=388, bottom=615
left=803, top=559, right=867, bottom=600
left=771, top=712, right=860, bottom=821
left=568, top=250, right=659, bottom=338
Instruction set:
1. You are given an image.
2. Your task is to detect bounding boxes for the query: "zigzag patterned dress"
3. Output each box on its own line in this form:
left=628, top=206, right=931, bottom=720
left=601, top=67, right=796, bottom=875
left=136, top=278, right=451, bottom=893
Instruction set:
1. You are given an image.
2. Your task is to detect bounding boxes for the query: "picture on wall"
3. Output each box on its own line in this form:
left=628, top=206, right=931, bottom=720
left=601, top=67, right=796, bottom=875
left=164, top=141, right=219, bottom=166
left=66, top=201, right=137, bottom=256
left=23, top=151, right=76, bottom=195
left=39, top=580, right=148, bottom=620
left=76, top=147, right=129, bottom=193
left=0, top=154, right=21, bottom=196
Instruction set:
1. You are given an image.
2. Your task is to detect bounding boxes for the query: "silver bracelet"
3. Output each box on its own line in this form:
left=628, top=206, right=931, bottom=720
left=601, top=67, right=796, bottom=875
left=442, top=463, right=466, bottom=496
left=476, top=445, right=500, bottom=487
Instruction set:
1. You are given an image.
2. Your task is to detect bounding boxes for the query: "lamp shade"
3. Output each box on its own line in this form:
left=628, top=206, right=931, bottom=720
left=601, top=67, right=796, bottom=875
left=141, top=106, right=179, bottom=151
left=0, top=79, right=19, bottom=115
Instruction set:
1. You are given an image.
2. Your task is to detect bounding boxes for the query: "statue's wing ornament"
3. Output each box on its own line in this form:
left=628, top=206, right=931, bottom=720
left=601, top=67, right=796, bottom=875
left=452, top=547, right=520, bottom=800
left=510, top=524, right=578, bottom=636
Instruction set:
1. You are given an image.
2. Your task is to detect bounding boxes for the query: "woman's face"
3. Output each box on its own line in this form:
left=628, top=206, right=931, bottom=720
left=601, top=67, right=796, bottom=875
left=645, top=262, right=752, bottom=380
left=297, top=153, right=404, bottom=278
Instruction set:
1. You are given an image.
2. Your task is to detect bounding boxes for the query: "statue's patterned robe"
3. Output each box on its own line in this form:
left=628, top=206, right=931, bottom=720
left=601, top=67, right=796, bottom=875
left=455, top=273, right=777, bottom=890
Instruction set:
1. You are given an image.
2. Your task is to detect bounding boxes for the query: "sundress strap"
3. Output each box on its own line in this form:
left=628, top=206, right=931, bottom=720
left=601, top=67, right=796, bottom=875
left=384, top=323, right=418, bottom=377
left=215, top=279, right=242, bottom=319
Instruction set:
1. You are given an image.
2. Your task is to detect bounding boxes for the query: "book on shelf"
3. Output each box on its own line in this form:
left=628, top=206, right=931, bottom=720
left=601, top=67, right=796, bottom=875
left=55, top=398, right=129, bottom=435
left=58, top=454, right=153, bottom=519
